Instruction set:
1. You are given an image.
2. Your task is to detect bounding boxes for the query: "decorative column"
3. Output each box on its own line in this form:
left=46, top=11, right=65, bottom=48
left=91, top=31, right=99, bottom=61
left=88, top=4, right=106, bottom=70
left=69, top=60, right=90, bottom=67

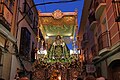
left=11, top=0, right=18, bottom=37
left=73, top=40, right=76, bottom=54
left=36, top=27, right=40, bottom=59
left=40, top=40, right=44, bottom=51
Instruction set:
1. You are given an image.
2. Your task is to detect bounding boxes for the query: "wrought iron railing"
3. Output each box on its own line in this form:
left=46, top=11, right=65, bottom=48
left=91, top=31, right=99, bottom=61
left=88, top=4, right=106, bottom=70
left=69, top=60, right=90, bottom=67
left=98, top=31, right=110, bottom=51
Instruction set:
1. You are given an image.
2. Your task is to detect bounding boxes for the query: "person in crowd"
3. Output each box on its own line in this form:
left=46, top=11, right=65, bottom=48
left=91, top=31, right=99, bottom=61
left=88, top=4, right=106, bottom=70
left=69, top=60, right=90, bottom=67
left=96, top=77, right=105, bottom=80
left=84, top=75, right=96, bottom=80
left=77, top=77, right=83, bottom=80
left=0, top=78, right=4, bottom=80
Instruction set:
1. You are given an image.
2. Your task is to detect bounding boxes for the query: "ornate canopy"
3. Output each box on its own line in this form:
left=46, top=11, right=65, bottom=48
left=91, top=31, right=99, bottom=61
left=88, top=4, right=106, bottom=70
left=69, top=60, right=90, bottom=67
left=32, top=10, right=81, bottom=80
left=38, top=9, right=78, bottom=44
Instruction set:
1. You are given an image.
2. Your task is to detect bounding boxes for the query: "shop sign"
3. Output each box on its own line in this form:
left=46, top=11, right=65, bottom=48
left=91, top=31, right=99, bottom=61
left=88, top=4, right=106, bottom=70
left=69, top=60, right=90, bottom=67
left=86, top=64, right=96, bottom=73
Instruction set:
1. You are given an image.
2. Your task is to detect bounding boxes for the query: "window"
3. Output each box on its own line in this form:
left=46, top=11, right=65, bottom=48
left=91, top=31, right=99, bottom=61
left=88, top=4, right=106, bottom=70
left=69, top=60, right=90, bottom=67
left=31, top=42, right=35, bottom=62
left=88, top=9, right=96, bottom=24
left=4, top=0, right=8, bottom=4
left=9, top=0, right=14, bottom=12
left=0, top=48, right=2, bottom=64
left=23, top=0, right=33, bottom=22
left=4, top=0, right=14, bottom=13
left=0, top=0, right=2, bottom=12
left=91, top=45, right=97, bottom=56
left=32, top=17, right=38, bottom=34
left=98, top=31, right=109, bottom=51
left=20, top=27, right=31, bottom=58
left=112, top=0, right=120, bottom=22
left=83, top=33, right=89, bottom=43
left=33, top=17, right=38, bottom=28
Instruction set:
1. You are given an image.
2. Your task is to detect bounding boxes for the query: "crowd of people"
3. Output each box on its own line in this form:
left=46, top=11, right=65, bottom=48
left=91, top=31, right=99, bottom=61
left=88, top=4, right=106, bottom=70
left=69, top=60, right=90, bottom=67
left=77, top=76, right=106, bottom=80
left=46, top=75, right=106, bottom=80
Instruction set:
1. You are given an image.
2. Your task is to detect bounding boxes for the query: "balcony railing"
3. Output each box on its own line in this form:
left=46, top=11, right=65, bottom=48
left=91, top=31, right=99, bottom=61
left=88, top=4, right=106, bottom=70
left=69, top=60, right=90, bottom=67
left=112, top=0, right=120, bottom=22
left=98, top=31, right=110, bottom=55
left=94, top=0, right=106, bottom=19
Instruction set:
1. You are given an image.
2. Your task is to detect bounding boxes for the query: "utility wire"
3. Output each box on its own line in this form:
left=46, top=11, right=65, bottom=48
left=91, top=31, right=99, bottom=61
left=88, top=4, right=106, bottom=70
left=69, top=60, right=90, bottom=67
left=17, top=0, right=79, bottom=26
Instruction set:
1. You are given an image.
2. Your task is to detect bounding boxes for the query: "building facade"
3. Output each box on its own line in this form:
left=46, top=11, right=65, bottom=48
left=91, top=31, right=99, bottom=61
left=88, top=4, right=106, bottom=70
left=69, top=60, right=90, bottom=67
left=78, top=0, right=120, bottom=79
left=0, top=0, right=39, bottom=80
left=0, top=0, right=18, bottom=80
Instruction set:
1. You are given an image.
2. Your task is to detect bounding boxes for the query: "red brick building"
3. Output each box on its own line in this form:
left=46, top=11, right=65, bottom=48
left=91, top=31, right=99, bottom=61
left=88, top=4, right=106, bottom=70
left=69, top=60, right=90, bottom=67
left=78, top=0, right=120, bottom=79
left=0, top=0, right=39, bottom=80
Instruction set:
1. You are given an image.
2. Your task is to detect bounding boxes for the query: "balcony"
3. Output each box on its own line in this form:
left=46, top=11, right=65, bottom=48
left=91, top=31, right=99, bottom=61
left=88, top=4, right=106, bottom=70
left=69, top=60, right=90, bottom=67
left=88, top=10, right=97, bottom=31
left=112, top=0, right=120, bottom=22
left=95, top=0, right=106, bottom=19
left=92, top=56, right=100, bottom=62
left=0, top=0, right=13, bottom=31
left=98, top=31, right=110, bottom=56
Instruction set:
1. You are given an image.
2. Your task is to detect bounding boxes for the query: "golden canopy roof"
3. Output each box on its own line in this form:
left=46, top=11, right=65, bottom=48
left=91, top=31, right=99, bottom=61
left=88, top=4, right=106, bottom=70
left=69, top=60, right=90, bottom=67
left=38, top=9, right=78, bottom=44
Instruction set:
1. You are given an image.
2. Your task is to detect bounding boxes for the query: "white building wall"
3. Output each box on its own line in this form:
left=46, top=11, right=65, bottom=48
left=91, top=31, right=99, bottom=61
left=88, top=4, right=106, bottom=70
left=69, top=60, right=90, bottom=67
left=10, top=55, right=21, bottom=80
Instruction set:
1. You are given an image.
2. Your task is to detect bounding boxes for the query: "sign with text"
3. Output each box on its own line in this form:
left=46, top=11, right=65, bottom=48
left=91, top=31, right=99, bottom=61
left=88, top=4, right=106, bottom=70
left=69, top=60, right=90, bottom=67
left=86, top=64, right=96, bottom=73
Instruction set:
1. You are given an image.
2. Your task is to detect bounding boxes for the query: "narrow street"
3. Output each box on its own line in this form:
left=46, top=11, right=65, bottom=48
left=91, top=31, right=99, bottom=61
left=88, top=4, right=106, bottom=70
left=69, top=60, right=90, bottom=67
left=0, top=0, right=120, bottom=80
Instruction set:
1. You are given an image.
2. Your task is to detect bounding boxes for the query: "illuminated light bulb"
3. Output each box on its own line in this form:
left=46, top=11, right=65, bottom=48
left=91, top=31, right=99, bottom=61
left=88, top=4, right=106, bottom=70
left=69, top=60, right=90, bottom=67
left=70, top=36, right=73, bottom=39
left=58, top=76, right=61, bottom=80
left=45, top=36, right=49, bottom=39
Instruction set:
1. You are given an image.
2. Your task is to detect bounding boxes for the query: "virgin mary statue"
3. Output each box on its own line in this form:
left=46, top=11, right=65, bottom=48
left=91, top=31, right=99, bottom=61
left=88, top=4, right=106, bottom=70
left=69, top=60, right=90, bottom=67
left=49, top=35, right=68, bottom=59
